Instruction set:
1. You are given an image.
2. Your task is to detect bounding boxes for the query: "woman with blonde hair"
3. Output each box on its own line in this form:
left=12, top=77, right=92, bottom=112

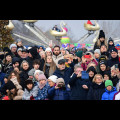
left=93, top=30, right=108, bottom=50
left=87, top=74, right=105, bottom=100
left=43, top=55, right=56, bottom=78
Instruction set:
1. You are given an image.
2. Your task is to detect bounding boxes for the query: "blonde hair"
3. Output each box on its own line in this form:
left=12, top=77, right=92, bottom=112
left=92, top=74, right=104, bottom=83
left=64, top=54, right=74, bottom=60
left=96, top=38, right=108, bottom=48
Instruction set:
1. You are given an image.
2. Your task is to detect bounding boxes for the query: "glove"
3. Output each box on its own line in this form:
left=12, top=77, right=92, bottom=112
left=30, top=95, right=34, bottom=100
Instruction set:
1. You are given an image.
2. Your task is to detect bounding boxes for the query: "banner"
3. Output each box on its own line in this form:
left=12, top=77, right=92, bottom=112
left=62, top=43, right=93, bottom=49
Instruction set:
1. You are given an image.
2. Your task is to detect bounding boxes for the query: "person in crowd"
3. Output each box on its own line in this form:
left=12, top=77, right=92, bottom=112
left=5, top=80, right=24, bottom=100
left=107, top=47, right=119, bottom=67
left=47, top=75, right=58, bottom=88
left=103, top=71, right=111, bottom=82
left=48, top=78, right=70, bottom=100
left=113, top=82, right=120, bottom=100
left=38, top=46, right=45, bottom=53
left=52, top=25, right=61, bottom=32
left=19, top=60, right=31, bottom=89
left=0, top=74, right=9, bottom=97
left=2, top=53, right=12, bottom=74
left=64, top=54, right=74, bottom=68
left=101, top=80, right=117, bottom=100
left=60, top=47, right=67, bottom=56
left=26, top=47, right=41, bottom=69
left=108, top=37, right=115, bottom=53
left=97, top=60, right=109, bottom=77
left=0, top=63, right=5, bottom=92
left=94, top=49, right=101, bottom=62
left=39, top=51, right=46, bottom=71
left=21, top=49, right=29, bottom=60
left=115, top=46, right=120, bottom=62
left=22, top=78, right=39, bottom=100
left=53, top=59, right=74, bottom=86
left=7, top=57, right=21, bottom=75
left=110, top=65, right=120, bottom=91
left=8, top=71, right=23, bottom=91
left=100, top=45, right=109, bottom=58
left=87, top=74, right=105, bottom=100
left=9, top=43, right=18, bottom=58
left=87, top=66, right=97, bottom=85
left=52, top=45, right=64, bottom=67
left=81, top=51, right=98, bottom=71
left=17, top=48, right=23, bottom=58
left=69, top=64, right=90, bottom=100
left=86, top=62, right=97, bottom=71
left=74, top=51, right=83, bottom=64
left=45, top=47, right=52, bottom=56
left=33, top=70, right=44, bottom=83
left=93, top=30, right=108, bottom=50
left=16, top=38, right=24, bottom=49
left=43, top=55, right=56, bottom=79
left=35, top=74, right=50, bottom=100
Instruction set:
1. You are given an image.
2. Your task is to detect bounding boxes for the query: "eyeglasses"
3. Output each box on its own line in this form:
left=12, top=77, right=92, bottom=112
left=96, top=77, right=102, bottom=79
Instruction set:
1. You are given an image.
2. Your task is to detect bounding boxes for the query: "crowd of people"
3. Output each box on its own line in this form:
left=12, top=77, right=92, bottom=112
left=0, top=29, right=120, bottom=100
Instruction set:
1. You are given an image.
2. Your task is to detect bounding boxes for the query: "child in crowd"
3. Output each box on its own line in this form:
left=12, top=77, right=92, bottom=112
left=35, top=74, right=50, bottom=100
left=101, top=80, right=117, bottom=100
left=22, top=78, right=39, bottom=100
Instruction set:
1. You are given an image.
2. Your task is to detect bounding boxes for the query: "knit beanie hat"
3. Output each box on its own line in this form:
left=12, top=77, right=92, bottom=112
left=12, top=57, right=20, bottom=65
left=105, top=80, right=113, bottom=88
left=17, top=48, right=23, bottom=53
left=29, top=47, right=38, bottom=58
left=99, top=55, right=107, bottom=62
left=28, top=69, right=35, bottom=76
left=94, top=49, right=101, bottom=55
left=108, top=37, right=114, bottom=43
left=48, top=75, right=58, bottom=83
left=75, top=51, right=83, bottom=58
left=45, top=47, right=52, bottom=53
left=56, top=78, right=65, bottom=84
left=110, top=47, right=118, bottom=54
left=99, top=60, right=107, bottom=66
left=98, top=30, right=105, bottom=39
left=87, top=66, right=97, bottom=74
left=34, top=70, right=44, bottom=77
left=9, top=44, right=17, bottom=50
left=5, top=52, right=12, bottom=58
left=38, top=74, right=47, bottom=81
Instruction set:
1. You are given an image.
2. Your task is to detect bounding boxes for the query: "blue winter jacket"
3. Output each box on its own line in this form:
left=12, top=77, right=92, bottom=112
left=101, top=87, right=118, bottom=100
left=48, top=86, right=70, bottom=100
left=35, top=82, right=50, bottom=100
left=0, top=72, right=5, bottom=91
left=53, top=62, right=74, bottom=86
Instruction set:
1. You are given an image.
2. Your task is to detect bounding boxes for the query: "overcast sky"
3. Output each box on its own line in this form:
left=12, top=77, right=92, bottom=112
left=35, top=20, right=89, bottom=41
